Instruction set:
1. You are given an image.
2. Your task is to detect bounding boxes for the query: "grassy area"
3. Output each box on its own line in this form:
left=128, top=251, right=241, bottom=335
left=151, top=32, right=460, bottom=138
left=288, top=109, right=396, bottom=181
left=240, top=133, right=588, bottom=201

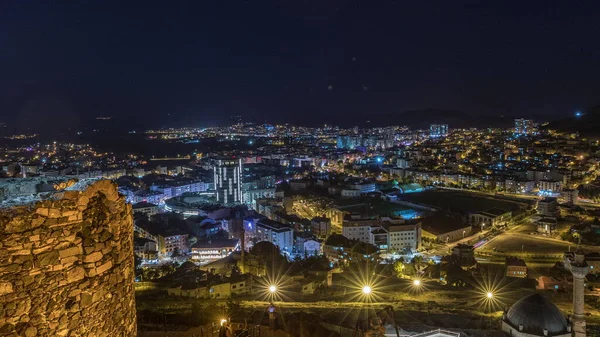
left=399, top=190, right=528, bottom=214
left=334, top=198, right=418, bottom=217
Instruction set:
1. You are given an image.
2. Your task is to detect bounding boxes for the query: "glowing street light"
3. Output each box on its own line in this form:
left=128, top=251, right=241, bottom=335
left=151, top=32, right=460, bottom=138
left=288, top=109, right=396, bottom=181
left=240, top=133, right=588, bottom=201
left=362, top=285, right=372, bottom=295
left=413, top=279, right=421, bottom=287
left=269, top=285, right=277, bottom=294
left=220, top=318, right=228, bottom=326
left=486, top=291, right=493, bottom=299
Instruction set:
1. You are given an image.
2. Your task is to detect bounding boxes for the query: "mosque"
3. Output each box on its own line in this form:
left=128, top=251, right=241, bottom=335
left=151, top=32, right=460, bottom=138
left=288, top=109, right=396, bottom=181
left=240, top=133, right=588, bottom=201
left=378, top=248, right=590, bottom=337
left=498, top=248, right=587, bottom=337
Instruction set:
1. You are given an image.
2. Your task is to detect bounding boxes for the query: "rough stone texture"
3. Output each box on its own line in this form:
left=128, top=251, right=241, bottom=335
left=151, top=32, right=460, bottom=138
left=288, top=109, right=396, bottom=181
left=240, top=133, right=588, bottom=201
left=0, top=179, right=136, bottom=337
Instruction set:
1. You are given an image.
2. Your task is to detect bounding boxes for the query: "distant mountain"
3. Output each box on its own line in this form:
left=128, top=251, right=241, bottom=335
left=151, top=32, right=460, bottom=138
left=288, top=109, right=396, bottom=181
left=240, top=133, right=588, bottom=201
left=544, top=105, right=600, bottom=138
left=352, top=109, right=555, bottom=129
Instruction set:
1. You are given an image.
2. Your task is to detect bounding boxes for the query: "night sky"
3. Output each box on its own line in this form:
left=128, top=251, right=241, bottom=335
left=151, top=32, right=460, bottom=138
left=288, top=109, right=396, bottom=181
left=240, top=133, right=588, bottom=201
left=1, top=1, right=599, bottom=131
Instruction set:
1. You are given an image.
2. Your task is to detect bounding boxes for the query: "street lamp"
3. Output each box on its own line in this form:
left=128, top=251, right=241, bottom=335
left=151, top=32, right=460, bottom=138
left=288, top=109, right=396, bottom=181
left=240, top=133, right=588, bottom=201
left=362, top=285, right=372, bottom=295
left=486, top=292, right=493, bottom=299
left=269, top=285, right=277, bottom=294
left=413, top=279, right=421, bottom=287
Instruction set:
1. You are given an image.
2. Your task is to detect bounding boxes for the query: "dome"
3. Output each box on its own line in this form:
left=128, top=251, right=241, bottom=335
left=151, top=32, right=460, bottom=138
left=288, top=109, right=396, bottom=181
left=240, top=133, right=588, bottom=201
left=505, top=293, right=568, bottom=335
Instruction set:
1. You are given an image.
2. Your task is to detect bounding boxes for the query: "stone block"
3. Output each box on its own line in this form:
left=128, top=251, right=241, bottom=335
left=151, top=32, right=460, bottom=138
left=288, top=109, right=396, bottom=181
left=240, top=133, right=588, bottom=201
left=60, top=256, right=78, bottom=265
left=83, top=251, right=103, bottom=263
left=80, top=292, right=93, bottom=307
left=24, top=326, right=37, bottom=337
left=58, top=246, right=81, bottom=258
left=13, top=249, right=31, bottom=256
left=77, top=196, right=89, bottom=206
left=0, top=282, right=13, bottom=295
left=48, top=208, right=61, bottom=218
left=96, top=261, right=113, bottom=275
left=66, top=267, right=85, bottom=283
left=36, top=251, right=59, bottom=267
left=35, top=208, right=49, bottom=217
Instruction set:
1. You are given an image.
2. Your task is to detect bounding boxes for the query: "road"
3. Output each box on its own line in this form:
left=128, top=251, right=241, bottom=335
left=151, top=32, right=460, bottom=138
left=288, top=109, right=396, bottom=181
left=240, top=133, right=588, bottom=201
left=484, top=230, right=600, bottom=254
left=424, top=229, right=491, bottom=257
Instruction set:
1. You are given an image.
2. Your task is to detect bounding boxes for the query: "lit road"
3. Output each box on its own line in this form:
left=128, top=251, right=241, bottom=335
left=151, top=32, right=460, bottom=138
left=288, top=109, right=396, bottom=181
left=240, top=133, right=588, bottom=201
left=484, top=231, right=600, bottom=254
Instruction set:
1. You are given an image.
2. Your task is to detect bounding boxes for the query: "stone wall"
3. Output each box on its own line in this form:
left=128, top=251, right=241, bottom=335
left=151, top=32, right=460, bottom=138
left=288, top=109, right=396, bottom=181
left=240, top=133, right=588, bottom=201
left=0, top=179, right=136, bottom=337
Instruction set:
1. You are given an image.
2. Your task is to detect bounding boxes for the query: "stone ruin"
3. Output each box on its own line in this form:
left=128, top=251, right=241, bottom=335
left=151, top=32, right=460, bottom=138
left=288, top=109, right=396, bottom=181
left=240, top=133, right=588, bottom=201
left=0, top=178, right=136, bottom=336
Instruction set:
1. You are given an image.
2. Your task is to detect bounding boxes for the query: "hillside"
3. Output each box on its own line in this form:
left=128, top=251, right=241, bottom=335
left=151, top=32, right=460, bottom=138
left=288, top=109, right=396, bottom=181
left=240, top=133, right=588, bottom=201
left=544, top=105, right=600, bottom=138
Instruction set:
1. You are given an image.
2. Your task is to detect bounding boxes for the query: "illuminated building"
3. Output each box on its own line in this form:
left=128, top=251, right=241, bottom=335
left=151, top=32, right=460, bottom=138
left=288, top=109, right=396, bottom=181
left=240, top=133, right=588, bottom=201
left=514, top=118, right=534, bottom=135
left=255, top=218, right=294, bottom=253
left=505, top=257, right=528, bottom=278
left=191, top=238, right=240, bottom=264
left=387, top=222, right=422, bottom=251
left=214, top=158, right=243, bottom=204
left=537, top=197, right=559, bottom=218
left=429, top=124, right=448, bottom=137
left=562, top=189, right=579, bottom=205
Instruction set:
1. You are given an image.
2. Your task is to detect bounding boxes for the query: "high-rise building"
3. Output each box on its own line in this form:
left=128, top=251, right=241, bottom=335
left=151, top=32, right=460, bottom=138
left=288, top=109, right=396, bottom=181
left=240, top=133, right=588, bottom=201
left=336, top=135, right=361, bottom=149
left=514, top=118, right=534, bottom=135
left=214, top=158, right=243, bottom=204
left=429, top=124, right=448, bottom=137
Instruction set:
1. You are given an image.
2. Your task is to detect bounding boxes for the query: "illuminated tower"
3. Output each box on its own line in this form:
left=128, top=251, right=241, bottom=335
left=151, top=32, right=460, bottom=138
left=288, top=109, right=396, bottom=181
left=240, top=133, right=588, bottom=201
left=214, top=158, right=243, bottom=204
left=564, top=247, right=589, bottom=337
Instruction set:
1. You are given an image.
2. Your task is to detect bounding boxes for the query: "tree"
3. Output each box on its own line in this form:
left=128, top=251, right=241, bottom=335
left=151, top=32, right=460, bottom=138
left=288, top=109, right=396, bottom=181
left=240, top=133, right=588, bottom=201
left=230, top=264, right=241, bottom=278
left=411, top=255, right=425, bottom=275
left=212, top=229, right=230, bottom=240
left=393, top=260, right=405, bottom=278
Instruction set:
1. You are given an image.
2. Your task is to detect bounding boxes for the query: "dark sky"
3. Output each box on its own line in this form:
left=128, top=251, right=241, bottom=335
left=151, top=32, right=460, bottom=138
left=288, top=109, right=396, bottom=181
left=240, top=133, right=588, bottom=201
left=1, top=1, right=599, bottom=131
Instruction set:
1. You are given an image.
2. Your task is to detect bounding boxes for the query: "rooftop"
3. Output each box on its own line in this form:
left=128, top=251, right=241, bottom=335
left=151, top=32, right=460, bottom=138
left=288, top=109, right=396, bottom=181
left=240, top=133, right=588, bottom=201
left=504, top=293, right=568, bottom=335
left=256, top=218, right=294, bottom=232
left=421, top=213, right=469, bottom=235
left=132, top=201, right=158, bottom=209
left=192, top=238, right=239, bottom=249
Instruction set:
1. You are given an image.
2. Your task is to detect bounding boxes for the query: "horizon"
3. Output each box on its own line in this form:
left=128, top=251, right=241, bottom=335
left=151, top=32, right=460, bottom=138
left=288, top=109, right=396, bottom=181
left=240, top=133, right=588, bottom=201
left=1, top=1, right=599, bottom=134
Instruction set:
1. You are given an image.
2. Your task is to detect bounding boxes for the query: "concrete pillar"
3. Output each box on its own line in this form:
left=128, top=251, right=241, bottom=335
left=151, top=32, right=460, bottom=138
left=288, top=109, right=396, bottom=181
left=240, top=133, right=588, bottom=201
left=571, top=269, right=587, bottom=337
left=565, top=248, right=589, bottom=337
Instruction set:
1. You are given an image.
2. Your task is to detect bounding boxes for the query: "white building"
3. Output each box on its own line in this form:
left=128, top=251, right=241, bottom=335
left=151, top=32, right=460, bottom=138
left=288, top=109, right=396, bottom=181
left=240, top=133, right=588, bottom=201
left=341, top=189, right=361, bottom=198
left=342, top=219, right=379, bottom=245
left=388, top=223, right=422, bottom=251
left=132, top=201, right=159, bottom=217
left=514, top=118, right=534, bottom=135
left=243, top=188, right=276, bottom=209
left=191, top=239, right=240, bottom=265
left=214, top=158, right=243, bottom=204
left=348, top=182, right=376, bottom=193
left=469, top=208, right=512, bottom=228
left=562, top=189, right=578, bottom=204
left=151, top=181, right=209, bottom=199
left=537, top=197, right=559, bottom=218
left=255, top=219, right=294, bottom=254
left=295, top=235, right=321, bottom=256
left=538, top=180, right=563, bottom=193
left=429, top=124, right=449, bottom=137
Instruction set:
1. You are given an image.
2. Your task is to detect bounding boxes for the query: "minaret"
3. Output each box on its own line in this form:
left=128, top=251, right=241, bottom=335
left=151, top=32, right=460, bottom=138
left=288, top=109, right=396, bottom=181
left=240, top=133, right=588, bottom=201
left=564, top=246, right=589, bottom=337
